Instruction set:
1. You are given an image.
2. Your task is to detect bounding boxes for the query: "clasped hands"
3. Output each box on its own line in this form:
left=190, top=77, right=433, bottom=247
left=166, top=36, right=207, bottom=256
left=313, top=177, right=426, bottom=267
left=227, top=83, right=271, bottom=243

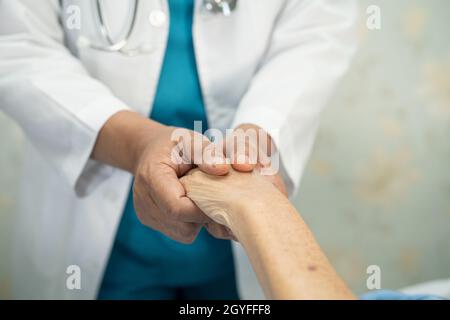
left=132, top=122, right=287, bottom=243
left=94, top=112, right=354, bottom=300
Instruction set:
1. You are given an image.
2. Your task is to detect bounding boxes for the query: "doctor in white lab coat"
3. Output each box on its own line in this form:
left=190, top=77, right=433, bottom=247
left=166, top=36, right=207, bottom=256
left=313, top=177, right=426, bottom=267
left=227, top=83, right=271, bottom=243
left=0, top=0, right=357, bottom=299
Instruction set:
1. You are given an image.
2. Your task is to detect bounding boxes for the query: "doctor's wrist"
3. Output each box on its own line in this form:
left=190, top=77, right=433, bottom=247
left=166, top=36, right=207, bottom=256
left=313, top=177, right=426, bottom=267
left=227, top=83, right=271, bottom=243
left=93, top=110, right=166, bottom=174
left=128, top=117, right=169, bottom=175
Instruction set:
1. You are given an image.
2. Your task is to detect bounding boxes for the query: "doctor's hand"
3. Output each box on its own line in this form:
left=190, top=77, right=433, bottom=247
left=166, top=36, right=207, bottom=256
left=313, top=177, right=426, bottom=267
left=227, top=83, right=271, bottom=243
left=223, top=124, right=288, bottom=196
left=92, top=111, right=231, bottom=243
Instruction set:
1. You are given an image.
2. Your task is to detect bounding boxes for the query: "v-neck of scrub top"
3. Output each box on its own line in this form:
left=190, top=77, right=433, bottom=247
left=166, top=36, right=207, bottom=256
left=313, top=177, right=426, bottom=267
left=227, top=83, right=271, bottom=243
left=100, top=0, right=234, bottom=288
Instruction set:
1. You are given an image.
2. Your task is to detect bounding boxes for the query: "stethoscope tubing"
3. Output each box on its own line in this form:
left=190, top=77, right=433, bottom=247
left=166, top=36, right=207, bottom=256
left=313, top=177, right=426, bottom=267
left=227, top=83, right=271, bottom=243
left=86, top=0, right=236, bottom=55
left=92, top=0, right=139, bottom=52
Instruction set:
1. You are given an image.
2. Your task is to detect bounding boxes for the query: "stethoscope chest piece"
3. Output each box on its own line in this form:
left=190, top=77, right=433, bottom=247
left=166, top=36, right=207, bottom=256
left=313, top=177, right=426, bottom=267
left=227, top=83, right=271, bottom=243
left=203, top=0, right=237, bottom=16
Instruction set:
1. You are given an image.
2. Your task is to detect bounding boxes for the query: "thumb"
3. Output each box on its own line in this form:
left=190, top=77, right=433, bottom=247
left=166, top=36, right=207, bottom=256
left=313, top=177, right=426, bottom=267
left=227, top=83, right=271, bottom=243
left=198, top=140, right=230, bottom=176
left=179, top=131, right=229, bottom=176
left=224, top=136, right=257, bottom=172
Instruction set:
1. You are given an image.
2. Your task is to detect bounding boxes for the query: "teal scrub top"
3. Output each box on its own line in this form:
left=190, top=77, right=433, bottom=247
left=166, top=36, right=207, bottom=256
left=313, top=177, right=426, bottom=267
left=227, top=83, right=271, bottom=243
left=100, top=0, right=235, bottom=295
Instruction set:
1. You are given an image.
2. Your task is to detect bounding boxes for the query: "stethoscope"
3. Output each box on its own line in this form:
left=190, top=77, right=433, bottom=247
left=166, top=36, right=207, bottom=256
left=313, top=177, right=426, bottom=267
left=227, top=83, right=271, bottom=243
left=81, top=0, right=238, bottom=56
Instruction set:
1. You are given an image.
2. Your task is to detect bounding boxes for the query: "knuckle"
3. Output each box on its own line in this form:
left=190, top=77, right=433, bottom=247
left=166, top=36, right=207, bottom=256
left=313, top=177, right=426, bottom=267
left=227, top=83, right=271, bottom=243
left=178, top=224, right=200, bottom=244
left=132, top=196, right=145, bottom=221
left=178, top=236, right=195, bottom=245
left=135, top=208, right=145, bottom=223
left=168, top=204, right=183, bottom=220
left=135, top=170, right=150, bottom=189
left=135, top=208, right=153, bottom=228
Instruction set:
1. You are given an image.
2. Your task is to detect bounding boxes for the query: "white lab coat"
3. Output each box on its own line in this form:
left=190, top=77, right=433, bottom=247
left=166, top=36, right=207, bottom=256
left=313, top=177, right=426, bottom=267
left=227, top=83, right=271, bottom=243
left=0, top=0, right=357, bottom=299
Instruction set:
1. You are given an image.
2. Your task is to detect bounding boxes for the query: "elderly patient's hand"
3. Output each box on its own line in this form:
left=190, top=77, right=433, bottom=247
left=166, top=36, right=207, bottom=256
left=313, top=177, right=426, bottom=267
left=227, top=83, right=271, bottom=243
left=181, top=169, right=286, bottom=231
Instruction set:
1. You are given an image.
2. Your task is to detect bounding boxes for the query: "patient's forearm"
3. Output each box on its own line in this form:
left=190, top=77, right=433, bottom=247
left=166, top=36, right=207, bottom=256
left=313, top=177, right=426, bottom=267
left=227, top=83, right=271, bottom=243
left=182, top=170, right=355, bottom=299
left=231, top=193, right=355, bottom=300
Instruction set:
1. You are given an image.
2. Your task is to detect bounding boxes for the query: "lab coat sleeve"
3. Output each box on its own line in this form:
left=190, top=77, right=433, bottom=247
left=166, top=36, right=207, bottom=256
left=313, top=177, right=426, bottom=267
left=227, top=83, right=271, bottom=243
left=231, top=0, right=358, bottom=195
left=0, top=0, right=130, bottom=197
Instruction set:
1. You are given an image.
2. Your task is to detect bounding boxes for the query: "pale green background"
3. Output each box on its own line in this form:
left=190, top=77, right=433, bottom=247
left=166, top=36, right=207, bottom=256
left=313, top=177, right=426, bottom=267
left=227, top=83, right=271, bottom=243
left=1, top=0, right=449, bottom=298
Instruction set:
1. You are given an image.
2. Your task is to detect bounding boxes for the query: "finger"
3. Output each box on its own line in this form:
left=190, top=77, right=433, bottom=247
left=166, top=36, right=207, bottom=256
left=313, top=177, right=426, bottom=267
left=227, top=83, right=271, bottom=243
left=198, top=141, right=230, bottom=176
left=144, top=192, right=205, bottom=243
left=205, top=223, right=239, bottom=242
left=179, top=131, right=229, bottom=176
left=224, top=135, right=257, bottom=172
left=231, top=158, right=255, bottom=172
left=148, top=164, right=212, bottom=223
left=229, top=141, right=255, bottom=172
left=165, top=220, right=203, bottom=244
left=226, top=227, right=239, bottom=242
left=133, top=183, right=161, bottom=228
left=170, top=135, right=195, bottom=177
left=205, top=223, right=234, bottom=240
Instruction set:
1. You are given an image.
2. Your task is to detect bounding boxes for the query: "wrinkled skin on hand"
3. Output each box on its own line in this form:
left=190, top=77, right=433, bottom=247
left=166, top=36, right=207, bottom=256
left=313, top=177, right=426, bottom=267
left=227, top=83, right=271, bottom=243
left=133, top=126, right=231, bottom=243
left=181, top=169, right=286, bottom=230
left=133, top=122, right=287, bottom=243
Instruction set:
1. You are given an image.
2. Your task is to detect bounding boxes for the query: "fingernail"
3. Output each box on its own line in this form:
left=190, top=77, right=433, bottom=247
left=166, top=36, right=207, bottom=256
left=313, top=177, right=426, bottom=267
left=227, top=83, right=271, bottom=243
left=236, top=154, right=248, bottom=165
left=212, top=156, right=226, bottom=165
